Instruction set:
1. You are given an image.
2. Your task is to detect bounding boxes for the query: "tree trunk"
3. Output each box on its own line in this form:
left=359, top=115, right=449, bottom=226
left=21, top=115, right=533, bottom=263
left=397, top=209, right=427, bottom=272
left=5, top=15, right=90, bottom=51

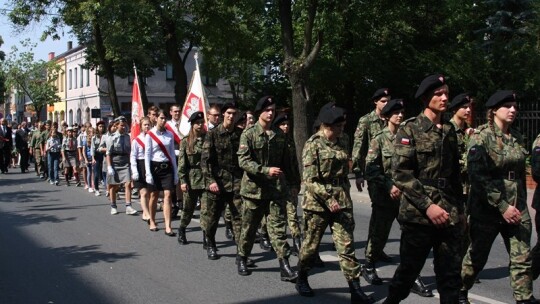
left=93, top=19, right=120, bottom=117
left=289, top=73, right=309, bottom=166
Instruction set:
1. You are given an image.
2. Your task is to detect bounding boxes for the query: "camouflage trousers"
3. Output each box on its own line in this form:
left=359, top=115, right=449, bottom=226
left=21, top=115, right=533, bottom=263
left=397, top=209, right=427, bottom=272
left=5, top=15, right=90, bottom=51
left=238, top=198, right=291, bottom=259
left=462, top=220, right=533, bottom=301
left=179, top=189, right=204, bottom=229
left=365, top=185, right=398, bottom=263
left=199, top=191, right=209, bottom=231
left=204, top=191, right=242, bottom=245
left=286, top=194, right=301, bottom=238
left=297, top=209, right=360, bottom=281
left=388, top=223, right=463, bottom=303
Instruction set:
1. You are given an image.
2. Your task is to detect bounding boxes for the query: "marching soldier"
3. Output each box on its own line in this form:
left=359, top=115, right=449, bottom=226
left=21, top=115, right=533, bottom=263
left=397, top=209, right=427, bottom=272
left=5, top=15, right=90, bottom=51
left=236, top=96, right=300, bottom=281
left=295, top=106, right=374, bottom=303
left=460, top=91, right=537, bottom=304
left=201, top=103, right=244, bottom=260
left=384, top=74, right=465, bottom=304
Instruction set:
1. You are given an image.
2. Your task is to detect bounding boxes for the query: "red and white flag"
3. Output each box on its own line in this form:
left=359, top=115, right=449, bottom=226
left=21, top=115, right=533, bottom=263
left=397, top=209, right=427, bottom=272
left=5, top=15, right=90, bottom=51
left=130, top=68, right=144, bottom=141
left=179, top=53, right=209, bottom=136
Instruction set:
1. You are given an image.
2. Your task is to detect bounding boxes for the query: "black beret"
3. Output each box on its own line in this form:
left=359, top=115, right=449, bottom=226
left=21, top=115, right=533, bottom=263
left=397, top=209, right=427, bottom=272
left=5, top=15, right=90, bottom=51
left=234, top=111, right=247, bottom=125
left=318, top=107, right=346, bottom=125
left=273, top=113, right=289, bottom=127
left=415, top=74, right=446, bottom=99
left=254, top=96, right=275, bottom=113
left=485, top=90, right=516, bottom=108
left=220, top=102, right=237, bottom=114
left=188, top=111, right=204, bottom=123
left=380, top=99, right=405, bottom=117
left=448, top=93, right=472, bottom=111
left=372, top=88, right=390, bottom=101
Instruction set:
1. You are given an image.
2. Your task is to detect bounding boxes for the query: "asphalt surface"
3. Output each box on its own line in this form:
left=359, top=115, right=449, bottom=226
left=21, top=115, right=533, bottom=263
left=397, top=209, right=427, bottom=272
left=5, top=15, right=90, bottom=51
left=0, top=169, right=538, bottom=304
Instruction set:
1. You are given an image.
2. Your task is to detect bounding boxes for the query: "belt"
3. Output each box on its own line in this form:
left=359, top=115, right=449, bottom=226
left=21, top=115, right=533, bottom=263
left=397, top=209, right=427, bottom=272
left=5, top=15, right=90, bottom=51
left=498, top=171, right=519, bottom=181
left=419, top=178, right=448, bottom=189
left=326, top=177, right=348, bottom=187
left=111, top=153, right=129, bottom=156
left=151, top=161, right=171, bottom=169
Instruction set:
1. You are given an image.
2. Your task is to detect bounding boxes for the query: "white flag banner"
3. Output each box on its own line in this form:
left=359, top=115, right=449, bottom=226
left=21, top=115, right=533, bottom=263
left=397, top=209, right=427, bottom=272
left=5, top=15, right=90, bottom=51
left=179, top=54, right=209, bottom=136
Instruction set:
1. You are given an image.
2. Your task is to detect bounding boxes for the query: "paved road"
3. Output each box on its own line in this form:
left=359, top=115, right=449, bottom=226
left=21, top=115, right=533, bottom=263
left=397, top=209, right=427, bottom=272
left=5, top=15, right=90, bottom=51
left=0, top=170, right=538, bottom=304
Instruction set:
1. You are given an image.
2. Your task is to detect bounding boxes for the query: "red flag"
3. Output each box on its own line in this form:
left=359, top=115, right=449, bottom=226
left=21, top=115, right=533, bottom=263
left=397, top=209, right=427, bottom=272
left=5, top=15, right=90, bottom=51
left=179, top=53, right=210, bottom=136
left=130, top=70, right=144, bottom=141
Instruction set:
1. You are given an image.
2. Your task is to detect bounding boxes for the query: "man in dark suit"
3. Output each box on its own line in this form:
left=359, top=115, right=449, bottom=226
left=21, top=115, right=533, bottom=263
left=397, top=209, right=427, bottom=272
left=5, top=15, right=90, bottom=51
left=0, top=118, right=13, bottom=173
left=15, top=121, right=30, bottom=173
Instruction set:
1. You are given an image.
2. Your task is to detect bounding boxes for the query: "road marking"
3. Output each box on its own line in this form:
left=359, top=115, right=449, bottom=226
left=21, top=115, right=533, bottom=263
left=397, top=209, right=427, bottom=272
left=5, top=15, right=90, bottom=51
left=433, top=291, right=508, bottom=304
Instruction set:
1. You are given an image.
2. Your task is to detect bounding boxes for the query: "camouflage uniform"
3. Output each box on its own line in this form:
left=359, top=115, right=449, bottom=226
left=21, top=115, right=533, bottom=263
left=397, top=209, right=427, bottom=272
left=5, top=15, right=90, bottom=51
left=285, top=136, right=301, bottom=238
left=461, top=123, right=534, bottom=300
left=178, top=134, right=205, bottom=230
left=30, top=129, right=44, bottom=175
left=388, top=113, right=464, bottom=303
left=351, top=110, right=385, bottom=179
left=531, top=133, right=540, bottom=280
left=201, top=123, right=244, bottom=247
left=298, top=131, right=359, bottom=280
left=237, top=122, right=300, bottom=259
left=364, top=128, right=399, bottom=264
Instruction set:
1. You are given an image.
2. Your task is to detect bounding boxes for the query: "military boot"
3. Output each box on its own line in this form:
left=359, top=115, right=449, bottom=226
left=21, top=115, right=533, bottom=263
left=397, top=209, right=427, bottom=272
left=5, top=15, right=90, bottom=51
left=177, top=227, right=188, bottom=245
left=516, top=297, right=540, bottom=304
left=259, top=233, right=272, bottom=252
left=295, top=270, right=314, bottom=297
left=207, top=237, right=219, bottom=260
left=279, top=258, right=298, bottom=282
left=235, top=257, right=256, bottom=267
left=236, top=255, right=251, bottom=276
left=255, top=230, right=261, bottom=243
left=171, top=203, right=180, bottom=219
left=361, top=262, right=383, bottom=285
left=202, top=231, right=208, bottom=250
left=458, top=290, right=470, bottom=304
left=224, top=221, right=234, bottom=240
left=348, top=279, right=375, bottom=304
left=313, top=253, right=325, bottom=268
left=292, top=236, right=302, bottom=256
left=410, top=276, right=433, bottom=297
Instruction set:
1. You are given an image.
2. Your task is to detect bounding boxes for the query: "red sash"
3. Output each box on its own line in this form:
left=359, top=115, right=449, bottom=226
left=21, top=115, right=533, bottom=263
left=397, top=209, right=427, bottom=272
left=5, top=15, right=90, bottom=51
left=165, top=123, right=182, bottom=144
left=135, top=137, right=145, bottom=149
left=147, top=131, right=173, bottom=164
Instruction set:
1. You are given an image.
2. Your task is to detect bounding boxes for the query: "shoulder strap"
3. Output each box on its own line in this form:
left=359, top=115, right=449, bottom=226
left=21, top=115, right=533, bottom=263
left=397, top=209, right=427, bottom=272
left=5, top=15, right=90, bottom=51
left=165, top=123, right=182, bottom=144
left=135, top=137, right=145, bottom=149
left=147, top=131, right=173, bottom=163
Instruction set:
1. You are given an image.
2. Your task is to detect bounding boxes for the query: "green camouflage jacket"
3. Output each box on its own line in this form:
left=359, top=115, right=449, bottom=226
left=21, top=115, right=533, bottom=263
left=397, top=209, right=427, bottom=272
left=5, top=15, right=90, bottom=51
left=30, top=130, right=43, bottom=149
left=302, top=131, right=352, bottom=212
left=365, top=127, right=395, bottom=193
left=351, top=110, right=386, bottom=178
left=285, top=135, right=301, bottom=190
left=392, top=112, right=464, bottom=226
left=467, top=123, right=529, bottom=222
left=237, top=122, right=300, bottom=201
left=178, top=134, right=206, bottom=190
left=201, top=123, right=243, bottom=193
left=450, top=118, right=470, bottom=186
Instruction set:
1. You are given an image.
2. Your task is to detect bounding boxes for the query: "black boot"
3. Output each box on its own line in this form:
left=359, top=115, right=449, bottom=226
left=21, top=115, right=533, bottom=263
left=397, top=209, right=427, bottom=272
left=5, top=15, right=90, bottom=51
left=348, top=279, right=375, bottom=304
left=361, top=262, right=383, bottom=285
left=378, top=251, right=393, bottom=263
left=410, top=276, right=433, bottom=297
left=516, top=296, right=540, bottom=304
left=255, top=230, right=261, bottom=243
left=225, top=221, right=234, bottom=240
left=207, top=237, right=219, bottom=260
left=235, top=257, right=256, bottom=267
left=237, top=255, right=251, bottom=276
left=202, top=231, right=208, bottom=250
left=292, top=236, right=301, bottom=256
left=458, top=290, right=470, bottom=304
left=295, top=270, right=314, bottom=297
left=177, top=227, right=188, bottom=245
left=279, top=258, right=298, bottom=282
left=171, top=203, right=180, bottom=219
left=259, top=233, right=272, bottom=252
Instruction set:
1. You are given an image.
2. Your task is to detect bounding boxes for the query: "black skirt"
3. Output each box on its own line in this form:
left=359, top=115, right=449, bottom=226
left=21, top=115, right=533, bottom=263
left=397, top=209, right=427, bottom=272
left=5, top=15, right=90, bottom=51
left=133, top=159, right=147, bottom=189
left=148, top=161, right=174, bottom=192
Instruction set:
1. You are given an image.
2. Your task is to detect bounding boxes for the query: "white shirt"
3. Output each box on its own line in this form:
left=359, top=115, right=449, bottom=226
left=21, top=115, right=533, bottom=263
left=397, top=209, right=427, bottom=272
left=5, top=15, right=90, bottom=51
left=144, top=127, right=178, bottom=179
left=130, top=133, right=146, bottom=176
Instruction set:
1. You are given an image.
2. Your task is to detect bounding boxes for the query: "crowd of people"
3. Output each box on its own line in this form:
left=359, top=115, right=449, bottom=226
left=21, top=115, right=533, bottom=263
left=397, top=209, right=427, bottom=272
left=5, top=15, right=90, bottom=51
left=2, top=73, right=540, bottom=304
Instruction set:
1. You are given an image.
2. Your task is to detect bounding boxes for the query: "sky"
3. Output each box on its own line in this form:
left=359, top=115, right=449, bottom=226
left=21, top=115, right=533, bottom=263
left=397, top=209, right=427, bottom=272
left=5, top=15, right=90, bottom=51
left=0, top=0, right=76, bottom=61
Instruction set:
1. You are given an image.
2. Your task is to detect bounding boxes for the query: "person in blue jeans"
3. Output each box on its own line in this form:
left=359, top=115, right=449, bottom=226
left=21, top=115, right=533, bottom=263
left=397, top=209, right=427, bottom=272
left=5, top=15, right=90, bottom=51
left=46, top=131, right=62, bottom=185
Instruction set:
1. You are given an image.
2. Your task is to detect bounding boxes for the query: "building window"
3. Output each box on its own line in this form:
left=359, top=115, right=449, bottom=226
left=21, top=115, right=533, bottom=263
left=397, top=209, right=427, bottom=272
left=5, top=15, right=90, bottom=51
left=85, top=107, right=90, bottom=124
left=80, top=67, right=84, bottom=88
left=60, top=72, right=65, bottom=92
left=74, top=67, right=78, bottom=89
left=69, top=109, right=73, bottom=126
left=166, top=63, right=174, bottom=80
left=76, top=108, right=82, bottom=125
left=68, top=69, right=72, bottom=90
left=86, top=69, right=90, bottom=86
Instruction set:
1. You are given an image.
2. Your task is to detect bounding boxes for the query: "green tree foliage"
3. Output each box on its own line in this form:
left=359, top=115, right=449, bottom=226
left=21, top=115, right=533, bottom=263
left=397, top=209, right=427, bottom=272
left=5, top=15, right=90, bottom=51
left=2, top=41, right=61, bottom=117
left=0, top=36, right=6, bottom=104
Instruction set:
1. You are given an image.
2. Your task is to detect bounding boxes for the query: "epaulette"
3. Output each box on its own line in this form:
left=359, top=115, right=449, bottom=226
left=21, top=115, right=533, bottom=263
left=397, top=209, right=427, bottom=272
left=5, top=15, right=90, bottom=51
left=401, top=117, right=416, bottom=126
left=475, top=124, right=488, bottom=133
